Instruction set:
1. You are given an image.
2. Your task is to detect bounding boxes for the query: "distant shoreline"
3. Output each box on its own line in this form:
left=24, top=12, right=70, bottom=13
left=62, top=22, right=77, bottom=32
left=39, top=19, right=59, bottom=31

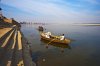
left=73, top=24, right=100, bottom=26
left=12, top=23, right=100, bottom=26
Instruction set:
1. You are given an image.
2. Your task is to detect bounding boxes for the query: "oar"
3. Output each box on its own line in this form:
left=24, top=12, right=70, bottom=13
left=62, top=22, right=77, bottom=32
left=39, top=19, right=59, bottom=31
left=47, top=39, right=55, bottom=44
left=45, top=39, right=55, bottom=48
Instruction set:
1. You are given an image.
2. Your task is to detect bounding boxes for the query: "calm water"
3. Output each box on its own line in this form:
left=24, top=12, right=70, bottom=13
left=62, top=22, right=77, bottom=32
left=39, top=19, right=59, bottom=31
left=21, top=24, right=100, bottom=66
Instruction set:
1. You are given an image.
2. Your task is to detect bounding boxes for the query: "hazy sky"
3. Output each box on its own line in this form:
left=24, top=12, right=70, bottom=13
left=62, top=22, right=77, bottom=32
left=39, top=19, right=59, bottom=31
left=1, top=0, right=100, bottom=23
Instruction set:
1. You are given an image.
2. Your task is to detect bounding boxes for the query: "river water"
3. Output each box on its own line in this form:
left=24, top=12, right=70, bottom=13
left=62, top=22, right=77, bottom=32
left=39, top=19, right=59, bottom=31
left=21, top=24, right=100, bottom=66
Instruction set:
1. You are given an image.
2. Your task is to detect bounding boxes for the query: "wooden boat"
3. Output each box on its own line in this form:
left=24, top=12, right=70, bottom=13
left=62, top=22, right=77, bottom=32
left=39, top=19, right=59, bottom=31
left=41, top=39, right=71, bottom=48
left=40, top=32, right=71, bottom=44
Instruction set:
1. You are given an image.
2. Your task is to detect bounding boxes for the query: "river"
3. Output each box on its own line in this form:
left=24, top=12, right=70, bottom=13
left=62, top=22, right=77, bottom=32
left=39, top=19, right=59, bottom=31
left=21, top=24, right=100, bottom=66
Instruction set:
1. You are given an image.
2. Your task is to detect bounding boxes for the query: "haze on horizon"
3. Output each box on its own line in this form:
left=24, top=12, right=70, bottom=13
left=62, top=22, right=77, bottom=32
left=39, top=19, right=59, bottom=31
left=1, top=0, right=100, bottom=23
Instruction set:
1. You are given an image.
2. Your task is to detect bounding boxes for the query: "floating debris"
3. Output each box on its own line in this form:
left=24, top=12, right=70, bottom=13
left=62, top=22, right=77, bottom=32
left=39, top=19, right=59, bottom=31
left=42, top=58, right=46, bottom=62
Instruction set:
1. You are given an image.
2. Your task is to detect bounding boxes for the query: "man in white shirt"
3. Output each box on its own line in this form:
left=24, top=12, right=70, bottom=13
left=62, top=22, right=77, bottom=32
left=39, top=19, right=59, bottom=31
left=45, top=32, right=51, bottom=38
left=60, top=34, right=65, bottom=40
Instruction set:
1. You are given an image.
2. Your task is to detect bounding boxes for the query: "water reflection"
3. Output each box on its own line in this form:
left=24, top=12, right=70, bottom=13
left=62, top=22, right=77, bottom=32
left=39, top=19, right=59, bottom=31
left=40, top=39, right=71, bottom=53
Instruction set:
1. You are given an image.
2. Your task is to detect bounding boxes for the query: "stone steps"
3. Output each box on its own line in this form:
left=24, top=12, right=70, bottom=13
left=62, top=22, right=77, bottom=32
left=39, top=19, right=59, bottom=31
left=0, top=30, right=17, bottom=66
left=11, top=30, right=24, bottom=66
left=0, top=28, right=12, bottom=38
left=0, top=28, right=14, bottom=46
left=0, top=26, right=36, bottom=66
left=0, top=28, right=16, bottom=66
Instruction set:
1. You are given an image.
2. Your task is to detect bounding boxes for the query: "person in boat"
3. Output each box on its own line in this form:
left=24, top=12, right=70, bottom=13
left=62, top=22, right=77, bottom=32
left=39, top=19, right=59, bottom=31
left=45, top=32, right=51, bottom=38
left=60, top=34, right=65, bottom=40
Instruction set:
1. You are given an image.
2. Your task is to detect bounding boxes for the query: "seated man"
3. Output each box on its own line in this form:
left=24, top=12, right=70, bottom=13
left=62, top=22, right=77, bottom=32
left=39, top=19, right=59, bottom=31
left=47, top=32, right=51, bottom=36
left=45, top=32, right=51, bottom=38
left=60, top=34, right=65, bottom=40
left=45, top=34, right=50, bottom=38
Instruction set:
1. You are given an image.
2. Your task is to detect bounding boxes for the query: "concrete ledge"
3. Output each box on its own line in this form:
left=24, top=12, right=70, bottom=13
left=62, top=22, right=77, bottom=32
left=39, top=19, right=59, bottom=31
left=21, top=31, right=36, bottom=66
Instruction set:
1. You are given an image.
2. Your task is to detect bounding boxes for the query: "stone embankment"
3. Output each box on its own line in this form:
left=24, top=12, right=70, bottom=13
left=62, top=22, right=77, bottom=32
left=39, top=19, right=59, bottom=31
left=0, top=26, right=36, bottom=66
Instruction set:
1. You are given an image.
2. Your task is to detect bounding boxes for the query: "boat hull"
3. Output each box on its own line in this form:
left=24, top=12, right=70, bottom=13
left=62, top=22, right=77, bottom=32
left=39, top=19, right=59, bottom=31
left=40, top=33, right=71, bottom=44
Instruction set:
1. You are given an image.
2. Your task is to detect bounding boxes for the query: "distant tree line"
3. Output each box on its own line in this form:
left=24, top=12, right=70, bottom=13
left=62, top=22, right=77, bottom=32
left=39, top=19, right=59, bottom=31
left=20, top=22, right=48, bottom=25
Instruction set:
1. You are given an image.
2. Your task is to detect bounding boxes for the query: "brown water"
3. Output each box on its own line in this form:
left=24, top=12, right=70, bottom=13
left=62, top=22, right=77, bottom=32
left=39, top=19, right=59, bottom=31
left=21, top=24, right=100, bottom=66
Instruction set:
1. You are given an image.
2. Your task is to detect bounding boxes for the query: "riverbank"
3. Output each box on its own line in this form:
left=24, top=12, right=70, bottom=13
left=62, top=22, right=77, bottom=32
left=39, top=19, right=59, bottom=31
left=0, top=25, right=36, bottom=66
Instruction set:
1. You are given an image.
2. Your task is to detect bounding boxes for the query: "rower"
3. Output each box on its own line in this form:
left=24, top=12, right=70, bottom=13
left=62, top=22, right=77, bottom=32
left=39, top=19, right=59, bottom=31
left=60, top=34, right=65, bottom=40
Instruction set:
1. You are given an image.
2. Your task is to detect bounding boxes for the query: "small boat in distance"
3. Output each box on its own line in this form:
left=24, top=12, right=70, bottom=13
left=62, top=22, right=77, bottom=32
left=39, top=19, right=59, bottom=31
left=40, top=32, right=71, bottom=44
left=38, top=26, right=44, bottom=32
